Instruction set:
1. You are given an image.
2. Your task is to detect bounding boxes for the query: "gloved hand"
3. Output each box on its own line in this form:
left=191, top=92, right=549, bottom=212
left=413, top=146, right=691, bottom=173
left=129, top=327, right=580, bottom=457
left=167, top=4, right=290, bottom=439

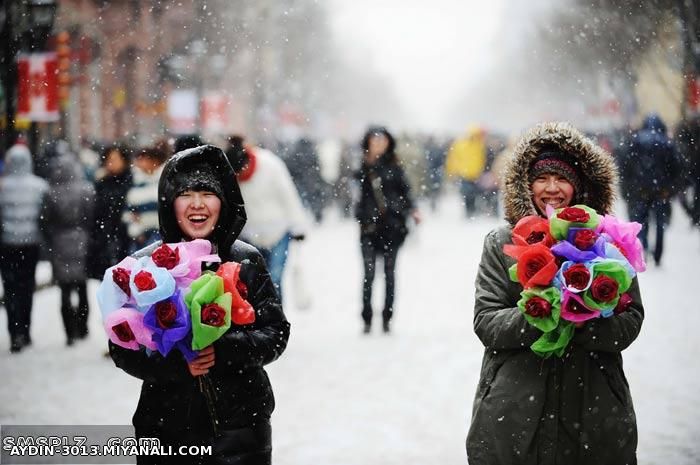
left=291, top=234, right=306, bottom=241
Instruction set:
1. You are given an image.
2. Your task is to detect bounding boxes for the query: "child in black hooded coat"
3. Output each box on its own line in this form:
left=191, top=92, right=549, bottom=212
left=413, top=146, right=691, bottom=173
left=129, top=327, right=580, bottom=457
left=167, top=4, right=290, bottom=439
left=109, top=145, right=290, bottom=465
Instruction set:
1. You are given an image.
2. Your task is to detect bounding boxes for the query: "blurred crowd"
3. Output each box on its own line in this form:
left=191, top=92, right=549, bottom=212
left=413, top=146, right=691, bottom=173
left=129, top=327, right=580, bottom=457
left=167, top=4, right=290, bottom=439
left=1, top=112, right=699, bottom=352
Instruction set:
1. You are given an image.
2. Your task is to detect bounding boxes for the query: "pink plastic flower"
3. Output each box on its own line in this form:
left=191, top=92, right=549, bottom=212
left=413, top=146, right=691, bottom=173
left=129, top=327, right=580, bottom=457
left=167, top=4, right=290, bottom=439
left=147, top=239, right=220, bottom=288
left=104, top=307, right=156, bottom=351
left=560, top=291, right=600, bottom=323
left=596, top=215, right=646, bottom=272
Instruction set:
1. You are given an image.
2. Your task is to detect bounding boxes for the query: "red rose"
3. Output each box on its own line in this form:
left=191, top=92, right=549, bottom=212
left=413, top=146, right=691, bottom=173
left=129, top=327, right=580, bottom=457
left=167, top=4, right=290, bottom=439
left=590, top=275, right=619, bottom=302
left=511, top=215, right=553, bottom=247
left=155, top=301, right=178, bottom=328
left=524, top=296, right=552, bottom=318
left=573, top=229, right=597, bottom=250
left=152, top=244, right=180, bottom=270
left=235, top=280, right=248, bottom=301
left=613, top=293, right=633, bottom=314
left=563, top=264, right=590, bottom=290
left=112, top=321, right=135, bottom=343
left=516, top=244, right=558, bottom=288
left=201, top=303, right=226, bottom=327
left=112, top=267, right=131, bottom=297
left=134, top=270, right=157, bottom=291
left=557, top=207, right=590, bottom=223
left=525, top=231, right=546, bottom=245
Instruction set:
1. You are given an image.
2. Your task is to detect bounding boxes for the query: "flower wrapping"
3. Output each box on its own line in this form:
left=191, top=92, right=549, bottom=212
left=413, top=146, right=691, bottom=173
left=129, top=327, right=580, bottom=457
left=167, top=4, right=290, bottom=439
left=548, top=205, right=600, bottom=240
left=185, top=273, right=233, bottom=351
left=596, top=214, right=646, bottom=272
left=517, top=287, right=561, bottom=332
left=503, top=204, right=645, bottom=358
left=104, top=307, right=156, bottom=351
left=146, top=239, right=221, bottom=288
left=506, top=243, right=558, bottom=289
left=143, top=289, right=198, bottom=361
left=129, top=260, right=177, bottom=308
left=216, top=262, right=256, bottom=325
left=99, top=238, right=251, bottom=368
left=96, top=257, right=138, bottom=319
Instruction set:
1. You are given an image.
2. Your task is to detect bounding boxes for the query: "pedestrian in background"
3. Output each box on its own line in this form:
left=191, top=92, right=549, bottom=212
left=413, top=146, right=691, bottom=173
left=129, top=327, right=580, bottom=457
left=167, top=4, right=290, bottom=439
left=225, top=135, right=308, bottom=303
left=42, top=152, right=96, bottom=345
left=445, top=125, right=488, bottom=218
left=87, top=143, right=132, bottom=279
left=620, top=113, right=681, bottom=266
left=123, top=145, right=168, bottom=253
left=355, top=126, right=421, bottom=334
left=0, top=143, right=49, bottom=353
left=467, top=122, right=643, bottom=464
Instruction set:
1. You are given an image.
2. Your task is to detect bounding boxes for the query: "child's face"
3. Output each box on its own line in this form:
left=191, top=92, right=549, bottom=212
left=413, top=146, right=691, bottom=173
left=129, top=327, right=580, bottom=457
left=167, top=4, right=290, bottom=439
left=173, top=190, right=222, bottom=240
left=530, top=173, right=575, bottom=215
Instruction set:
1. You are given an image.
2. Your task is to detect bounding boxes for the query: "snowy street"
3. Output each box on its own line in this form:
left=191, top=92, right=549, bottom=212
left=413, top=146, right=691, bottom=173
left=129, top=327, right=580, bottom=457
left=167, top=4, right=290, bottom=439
left=1, top=193, right=699, bottom=465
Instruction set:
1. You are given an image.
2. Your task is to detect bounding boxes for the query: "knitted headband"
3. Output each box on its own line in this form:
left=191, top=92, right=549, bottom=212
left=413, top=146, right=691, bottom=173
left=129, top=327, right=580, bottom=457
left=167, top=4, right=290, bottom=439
left=528, top=150, right=582, bottom=194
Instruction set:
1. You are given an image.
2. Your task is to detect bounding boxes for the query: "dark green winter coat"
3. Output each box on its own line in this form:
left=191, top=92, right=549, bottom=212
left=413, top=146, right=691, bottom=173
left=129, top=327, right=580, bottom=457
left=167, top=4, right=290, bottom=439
left=466, top=123, right=644, bottom=465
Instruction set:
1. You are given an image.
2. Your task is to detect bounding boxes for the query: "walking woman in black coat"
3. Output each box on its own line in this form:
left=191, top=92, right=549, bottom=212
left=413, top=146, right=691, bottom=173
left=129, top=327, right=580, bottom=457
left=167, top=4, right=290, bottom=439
left=87, top=144, right=132, bottom=279
left=109, top=145, right=290, bottom=464
left=355, top=126, right=421, bottom=333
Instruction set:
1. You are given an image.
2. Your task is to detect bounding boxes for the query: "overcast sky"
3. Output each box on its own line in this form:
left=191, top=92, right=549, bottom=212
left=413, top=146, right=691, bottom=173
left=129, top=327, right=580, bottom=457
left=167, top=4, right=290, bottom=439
left=325, top=0, right=574, bottom=136
left=327, top=0, right=506, bottom=133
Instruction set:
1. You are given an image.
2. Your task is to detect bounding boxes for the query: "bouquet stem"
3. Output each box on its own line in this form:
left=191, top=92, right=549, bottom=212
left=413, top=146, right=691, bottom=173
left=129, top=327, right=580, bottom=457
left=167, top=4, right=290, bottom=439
left=198, top=375, right=219, bottom=436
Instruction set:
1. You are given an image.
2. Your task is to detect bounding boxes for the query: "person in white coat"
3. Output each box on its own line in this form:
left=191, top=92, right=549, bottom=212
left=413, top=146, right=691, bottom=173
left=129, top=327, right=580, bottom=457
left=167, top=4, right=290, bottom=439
left=225, top=136, right=308, bottom=302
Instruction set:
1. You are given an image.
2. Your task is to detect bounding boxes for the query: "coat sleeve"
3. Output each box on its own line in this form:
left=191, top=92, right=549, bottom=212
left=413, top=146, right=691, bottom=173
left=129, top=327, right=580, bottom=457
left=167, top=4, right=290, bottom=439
left=473, top=230, right=541, bottom=350
left=109, top=341, right=192, bottom=383
left=395, top=164, right=415, bottom=213
left=213, top=251, right=291, bottom=371
left=572, top=277, right=644, bottom=352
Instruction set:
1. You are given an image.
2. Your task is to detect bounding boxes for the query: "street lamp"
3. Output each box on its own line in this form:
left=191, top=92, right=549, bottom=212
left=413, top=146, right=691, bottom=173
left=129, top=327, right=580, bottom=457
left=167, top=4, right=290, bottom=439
left=29, top=0, right=57, bottom=28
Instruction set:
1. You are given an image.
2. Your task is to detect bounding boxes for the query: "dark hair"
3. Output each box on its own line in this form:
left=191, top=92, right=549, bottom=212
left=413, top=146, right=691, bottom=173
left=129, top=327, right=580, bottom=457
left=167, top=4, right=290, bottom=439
left=101, top=143, right=131, bottom=166
left=225, top=134, right=249, bottom=173
left=360, top=125, right=397, bottom=163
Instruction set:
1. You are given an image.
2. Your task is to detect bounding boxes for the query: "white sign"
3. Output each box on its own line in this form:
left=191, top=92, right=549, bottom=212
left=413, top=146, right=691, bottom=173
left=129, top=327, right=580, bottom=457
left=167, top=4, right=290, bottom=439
left=167, top=89, right=198, bottom=134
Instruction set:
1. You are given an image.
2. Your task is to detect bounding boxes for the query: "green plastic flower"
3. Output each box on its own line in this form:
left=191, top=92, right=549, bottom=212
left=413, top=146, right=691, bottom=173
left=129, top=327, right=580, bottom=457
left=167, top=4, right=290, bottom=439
left=582, top=259, right=632, bottom=311
left=549, top=204, right=600, bottom=240
left=517, top=287, right=561, bottom=333
left=185, top=272, right=232, bottom=351
left=530, top=321, right=575, bottom=358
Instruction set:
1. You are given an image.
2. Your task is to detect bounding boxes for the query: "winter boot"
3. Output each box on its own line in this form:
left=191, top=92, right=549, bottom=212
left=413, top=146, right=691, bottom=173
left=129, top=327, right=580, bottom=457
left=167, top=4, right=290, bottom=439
left=382, top=308, right=393, bottom=333
left=362, top=305, right=373, bottom=334
left=61, top=304, right=78, bottom=346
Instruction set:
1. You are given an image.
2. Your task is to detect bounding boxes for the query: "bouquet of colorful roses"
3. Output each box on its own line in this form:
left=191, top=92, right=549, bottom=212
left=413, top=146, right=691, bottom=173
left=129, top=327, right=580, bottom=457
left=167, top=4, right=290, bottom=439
left=97, top=239, right=256, bottom=430
left=504, top=205, right=646, bottom=358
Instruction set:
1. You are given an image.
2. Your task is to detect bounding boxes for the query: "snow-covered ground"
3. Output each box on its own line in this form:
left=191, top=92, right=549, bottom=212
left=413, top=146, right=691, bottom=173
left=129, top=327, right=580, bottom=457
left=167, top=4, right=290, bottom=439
left=1, top=193, right=699, bottom=465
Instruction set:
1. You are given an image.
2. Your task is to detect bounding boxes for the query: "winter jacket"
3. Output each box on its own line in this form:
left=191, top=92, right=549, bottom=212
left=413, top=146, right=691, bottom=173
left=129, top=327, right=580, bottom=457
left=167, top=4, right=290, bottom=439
left=355, top=154, right=414, bottom=243
left=109, top=146, right=290, bottom=464
left=87, top=170, right=132, bottom=279
left=467, top=122, right=644, bottom=465
left=621, top=114, right=681, bottom=202
left=237, top=147, right=308, bottom=248
left=42, top=154, right=95, bottom=283
left=0, top=144, right=48, bottom=247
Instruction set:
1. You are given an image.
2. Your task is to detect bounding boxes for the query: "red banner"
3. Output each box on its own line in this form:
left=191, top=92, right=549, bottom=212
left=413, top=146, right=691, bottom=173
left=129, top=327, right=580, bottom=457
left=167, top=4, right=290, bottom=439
left=17, top=53, right=59, bottom=122
left=688, top=76, right=700, bottom=110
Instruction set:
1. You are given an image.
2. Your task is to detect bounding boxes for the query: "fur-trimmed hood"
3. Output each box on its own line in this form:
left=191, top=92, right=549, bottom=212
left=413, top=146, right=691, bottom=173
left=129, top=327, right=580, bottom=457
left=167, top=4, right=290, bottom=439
left=502, top=122, right=618, bottom=225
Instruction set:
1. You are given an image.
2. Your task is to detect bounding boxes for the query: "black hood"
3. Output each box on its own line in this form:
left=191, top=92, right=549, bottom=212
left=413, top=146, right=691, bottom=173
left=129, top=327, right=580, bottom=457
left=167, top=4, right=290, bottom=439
left=158, top=145, right=246, bottom=254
